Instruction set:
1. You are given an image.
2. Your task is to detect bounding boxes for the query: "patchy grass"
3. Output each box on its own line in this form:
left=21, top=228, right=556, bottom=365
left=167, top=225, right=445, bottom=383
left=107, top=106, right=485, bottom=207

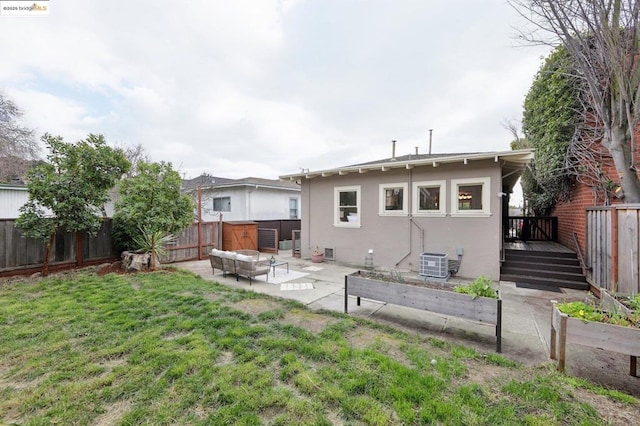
left=0, top=270, right=638, bottom=425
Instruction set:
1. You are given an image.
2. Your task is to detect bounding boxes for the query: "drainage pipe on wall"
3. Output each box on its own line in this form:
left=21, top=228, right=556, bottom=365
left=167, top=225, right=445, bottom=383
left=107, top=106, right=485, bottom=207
left=394, top=167, right=425, bottom=268
left=395, top=218, right=425, bottom=268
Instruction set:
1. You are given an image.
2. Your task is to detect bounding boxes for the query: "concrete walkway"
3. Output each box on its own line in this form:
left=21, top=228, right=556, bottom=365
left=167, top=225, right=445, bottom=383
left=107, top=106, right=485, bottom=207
left=178, top=251, right=639, bottom=397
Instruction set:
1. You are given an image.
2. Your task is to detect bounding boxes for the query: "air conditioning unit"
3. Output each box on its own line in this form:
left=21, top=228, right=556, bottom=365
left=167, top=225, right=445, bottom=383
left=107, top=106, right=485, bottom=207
left=419, top=252, right=449, bottom=279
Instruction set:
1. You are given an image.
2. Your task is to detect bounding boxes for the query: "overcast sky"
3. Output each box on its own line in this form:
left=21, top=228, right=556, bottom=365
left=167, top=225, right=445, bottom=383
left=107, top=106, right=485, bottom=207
left=1, top=0, right=550, bottom=181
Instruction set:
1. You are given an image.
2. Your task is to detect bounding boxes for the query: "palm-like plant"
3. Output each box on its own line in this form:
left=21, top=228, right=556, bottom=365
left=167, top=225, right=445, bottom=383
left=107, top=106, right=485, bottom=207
left=133, top=227, right=176, bottom=271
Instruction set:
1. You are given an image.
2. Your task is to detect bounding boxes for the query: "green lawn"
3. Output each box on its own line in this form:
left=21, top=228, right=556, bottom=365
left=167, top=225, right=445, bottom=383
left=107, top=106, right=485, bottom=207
left=0, top=269, right=637, bottom=425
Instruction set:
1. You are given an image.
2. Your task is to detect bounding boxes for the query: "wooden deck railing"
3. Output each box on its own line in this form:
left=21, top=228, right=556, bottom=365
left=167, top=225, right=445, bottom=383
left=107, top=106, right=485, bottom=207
left=504, top=216, right=558, bottom=242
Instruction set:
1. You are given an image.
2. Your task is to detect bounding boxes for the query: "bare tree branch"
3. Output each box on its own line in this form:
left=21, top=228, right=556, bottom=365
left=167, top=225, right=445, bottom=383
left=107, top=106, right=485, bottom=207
left=509, top=0, right=640, bottom=202
left=112, top=142, right=151, bottom=178
left=0, top=91, right=38, bottom=182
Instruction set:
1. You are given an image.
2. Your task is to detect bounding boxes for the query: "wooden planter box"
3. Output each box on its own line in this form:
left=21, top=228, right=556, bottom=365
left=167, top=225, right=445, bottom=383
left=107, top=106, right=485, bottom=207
left=600, top=289, right=635, bottom=317
left=550, top=305, right=639, bottom=376
left=344, top=271, right=502, bottom=352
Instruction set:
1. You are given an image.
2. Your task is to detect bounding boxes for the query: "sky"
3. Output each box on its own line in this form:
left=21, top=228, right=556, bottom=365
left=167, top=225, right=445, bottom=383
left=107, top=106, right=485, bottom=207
left=1, top=0, right=551, bottom=184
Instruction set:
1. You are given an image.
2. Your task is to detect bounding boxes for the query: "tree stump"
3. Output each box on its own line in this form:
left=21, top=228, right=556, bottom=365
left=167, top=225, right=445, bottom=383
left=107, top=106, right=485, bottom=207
left=121, top=251, right=152, bottom=272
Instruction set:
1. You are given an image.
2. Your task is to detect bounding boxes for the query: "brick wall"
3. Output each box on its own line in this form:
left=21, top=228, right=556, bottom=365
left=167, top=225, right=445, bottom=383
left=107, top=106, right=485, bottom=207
left=552, top=183, right=594, bottom=255
left=551, top=128, right=640, bottom=256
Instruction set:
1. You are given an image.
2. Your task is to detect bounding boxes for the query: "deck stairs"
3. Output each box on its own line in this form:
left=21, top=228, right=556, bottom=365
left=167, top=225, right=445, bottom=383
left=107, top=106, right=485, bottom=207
left=500, top=249, right=589, bottom=291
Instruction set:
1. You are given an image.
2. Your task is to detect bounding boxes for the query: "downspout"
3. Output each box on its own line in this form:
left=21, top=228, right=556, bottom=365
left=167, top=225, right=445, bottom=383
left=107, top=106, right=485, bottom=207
left=306, top=178, right=311, bottom=252
left=395, top=219, right=425, bottom=268
left=394, top=168, right=425, bottom=268
left=247, top=184, right=258, bottom=219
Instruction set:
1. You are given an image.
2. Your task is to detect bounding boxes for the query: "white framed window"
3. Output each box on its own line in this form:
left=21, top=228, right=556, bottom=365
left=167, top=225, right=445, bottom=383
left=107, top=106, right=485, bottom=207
left=451, top=177, right=491, bottom=217
left=334, top=185, right=361, bottom=227
left=289, top=197, right=299, bottom=219
left=378, top=182, right=408, bottom=216
left=213, top=196, right=231, bottom=212
left=412, top=180, right=446, bottom=216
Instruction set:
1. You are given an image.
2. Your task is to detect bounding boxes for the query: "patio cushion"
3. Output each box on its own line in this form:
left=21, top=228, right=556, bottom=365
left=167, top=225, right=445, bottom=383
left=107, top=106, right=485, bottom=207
left=235, top=253, right=255, bottom=263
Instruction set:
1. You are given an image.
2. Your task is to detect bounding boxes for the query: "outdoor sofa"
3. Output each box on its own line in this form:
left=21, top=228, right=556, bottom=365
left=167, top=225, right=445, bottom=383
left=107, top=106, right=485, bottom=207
left=209, top=248, right=270, bottom=285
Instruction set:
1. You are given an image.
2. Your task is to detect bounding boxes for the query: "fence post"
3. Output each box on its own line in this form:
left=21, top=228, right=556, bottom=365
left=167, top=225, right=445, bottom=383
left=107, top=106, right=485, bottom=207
left=611, top=207, right=618, bottom=292
left=76, top=232, right=83, bottom=267
left=197, top=186, right=203, bottom=260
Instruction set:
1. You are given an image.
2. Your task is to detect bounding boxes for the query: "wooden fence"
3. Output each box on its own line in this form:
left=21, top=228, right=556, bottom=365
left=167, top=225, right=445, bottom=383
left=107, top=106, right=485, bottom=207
left=586, top=205, right=640, bottom=294
left=257, top=228, right=278, bottom=254
left=254, top=219, right=300, bottom=242
left=0, top=219, right=220, bottom=277
left=162, top=221, right=219, bottom=263
left=0, top=219, right=116, bottom=276
left=253, top=220, right=301, bottom=254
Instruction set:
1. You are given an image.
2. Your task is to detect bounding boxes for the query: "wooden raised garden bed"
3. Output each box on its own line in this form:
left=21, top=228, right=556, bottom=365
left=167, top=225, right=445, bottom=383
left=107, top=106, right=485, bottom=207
left=600, top=289, right=636, bottom=317
left=344, top=271, right=502, bottom=352
left=550, top=304, right=640, bottom=377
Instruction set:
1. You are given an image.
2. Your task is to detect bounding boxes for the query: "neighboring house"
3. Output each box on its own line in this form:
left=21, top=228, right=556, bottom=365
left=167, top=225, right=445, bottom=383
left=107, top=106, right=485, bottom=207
left=0, top=182, right=118, bottom=219
left=280, top=148, right=534, bottom=280
left=0, top=183, right=29, bottom=219
left=182, top=175, right=301, bottom=222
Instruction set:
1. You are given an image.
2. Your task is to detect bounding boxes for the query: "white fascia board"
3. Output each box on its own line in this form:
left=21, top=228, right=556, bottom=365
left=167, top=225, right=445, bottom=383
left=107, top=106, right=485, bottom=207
left=279, top=149, right=534, bottom=180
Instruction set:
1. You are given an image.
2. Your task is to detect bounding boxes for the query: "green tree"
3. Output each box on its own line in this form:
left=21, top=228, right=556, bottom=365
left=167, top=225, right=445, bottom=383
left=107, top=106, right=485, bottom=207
left=112, top=161, right=194, bottom=256
left=511, top=0, right=640, bottom=202
left=16, top=134, right=130, bottom=275
left=520, top=45, right=582, bottom=215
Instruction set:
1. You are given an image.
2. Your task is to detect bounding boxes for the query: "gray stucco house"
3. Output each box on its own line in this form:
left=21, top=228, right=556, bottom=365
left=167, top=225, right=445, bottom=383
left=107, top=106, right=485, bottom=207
left=280, top=148, right=534, bottom=280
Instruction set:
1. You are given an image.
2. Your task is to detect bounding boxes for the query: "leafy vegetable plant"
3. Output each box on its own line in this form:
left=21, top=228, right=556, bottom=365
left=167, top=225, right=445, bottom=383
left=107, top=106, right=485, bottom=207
left=557, top=301, right=640, bottom=328
left=454, top=276, right=497, bottom=299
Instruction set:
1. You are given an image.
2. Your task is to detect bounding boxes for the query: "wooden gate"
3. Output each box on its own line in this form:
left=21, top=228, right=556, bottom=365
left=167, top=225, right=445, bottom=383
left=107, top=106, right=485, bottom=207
left=257, top=228, right=278, bottom=254
left=587, top=206, right=640, bottom=294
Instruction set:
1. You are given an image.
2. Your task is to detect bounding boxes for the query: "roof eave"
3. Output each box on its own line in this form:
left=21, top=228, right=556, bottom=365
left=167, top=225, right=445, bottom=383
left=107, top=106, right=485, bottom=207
left=279, top=149, right=534, bottom=181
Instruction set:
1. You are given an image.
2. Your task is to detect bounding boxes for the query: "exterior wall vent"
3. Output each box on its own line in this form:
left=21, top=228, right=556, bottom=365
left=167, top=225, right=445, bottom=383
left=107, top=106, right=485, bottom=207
left=324, top=247, right=335, bottom=261
left=419, top=253, right=449, bottom=279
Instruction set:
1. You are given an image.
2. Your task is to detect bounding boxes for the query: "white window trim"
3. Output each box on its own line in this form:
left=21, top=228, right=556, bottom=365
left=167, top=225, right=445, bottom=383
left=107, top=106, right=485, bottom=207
left=289, top=197, right=299, bottom=219
left=451, top=177, right=491, bottom=217
left=412, top=180, right=446, bottom=217
left=334, top=185, right=361, bottom=227
left=378, top=182, right=409, bottom=216
left=213, top=196, right=231, bottom=212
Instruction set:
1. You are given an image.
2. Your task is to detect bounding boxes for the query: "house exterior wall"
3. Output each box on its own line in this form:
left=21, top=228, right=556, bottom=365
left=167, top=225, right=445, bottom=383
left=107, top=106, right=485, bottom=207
left=200, top=186, right=301, bottom=222
left=0, top=185, right=117, bottom=219
left=301, top=160, right=504, bottom=280
left=0, top=186, right=29, bottom=219
left=246, top=188, right=301, bottom=220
